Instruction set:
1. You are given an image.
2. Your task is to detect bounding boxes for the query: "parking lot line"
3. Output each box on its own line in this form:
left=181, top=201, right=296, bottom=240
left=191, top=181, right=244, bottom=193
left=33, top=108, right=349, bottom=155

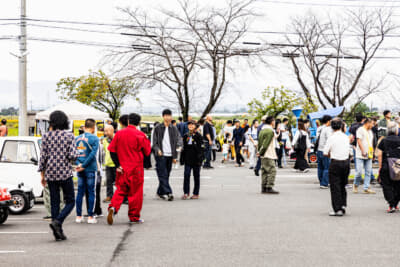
left=0, top=232, right=48, bottom=234
left=0, top=251, right=25, bottom=254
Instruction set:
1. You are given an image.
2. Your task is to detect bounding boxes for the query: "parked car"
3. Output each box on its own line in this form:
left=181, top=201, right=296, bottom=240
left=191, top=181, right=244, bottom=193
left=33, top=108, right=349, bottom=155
left=3, top=182, right=35, bottom=214
left=0, top=137, right=43, bottom=199
left=0, top=186, right=13, bottom=224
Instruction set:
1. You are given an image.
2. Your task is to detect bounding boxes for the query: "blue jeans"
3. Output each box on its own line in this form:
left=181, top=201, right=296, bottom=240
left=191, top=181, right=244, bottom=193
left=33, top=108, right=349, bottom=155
left=204, top=142, right=212, bottom=167
left=155, top=156, right=173, bottom=195
left=317, top=151, right=330, bottom=186
left=76, top=171, right=96, bottom=217
left=354, top=158, right=372, bottom=190
left=48, top=177, right=75, bottom=224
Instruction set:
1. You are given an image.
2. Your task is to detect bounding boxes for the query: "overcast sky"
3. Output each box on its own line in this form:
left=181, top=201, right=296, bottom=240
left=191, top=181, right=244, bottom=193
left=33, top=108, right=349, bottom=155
left=1, top=0, right=399, bottom=113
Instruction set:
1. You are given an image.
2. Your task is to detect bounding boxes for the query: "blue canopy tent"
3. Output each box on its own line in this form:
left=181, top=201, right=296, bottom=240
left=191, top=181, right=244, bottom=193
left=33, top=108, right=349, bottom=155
left=307, top=106, right=345, bottom=142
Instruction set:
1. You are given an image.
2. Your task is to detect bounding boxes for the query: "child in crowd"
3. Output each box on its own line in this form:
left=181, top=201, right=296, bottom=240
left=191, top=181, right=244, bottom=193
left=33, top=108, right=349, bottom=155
left=221, top=134, right=230, bottom=163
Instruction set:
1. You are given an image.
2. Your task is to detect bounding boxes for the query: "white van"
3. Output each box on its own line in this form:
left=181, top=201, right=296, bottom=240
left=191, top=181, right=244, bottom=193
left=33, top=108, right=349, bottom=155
left=0, top=137, right=43, bottom=198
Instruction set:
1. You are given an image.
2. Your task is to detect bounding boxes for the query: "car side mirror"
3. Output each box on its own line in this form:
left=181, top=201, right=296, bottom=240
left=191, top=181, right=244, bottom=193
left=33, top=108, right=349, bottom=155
left=30, top=157, right=38, bottom=165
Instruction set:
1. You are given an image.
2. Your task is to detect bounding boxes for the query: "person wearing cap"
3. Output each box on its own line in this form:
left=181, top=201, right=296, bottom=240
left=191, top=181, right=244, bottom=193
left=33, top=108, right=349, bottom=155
left=180, top=120, right=204, bottom=199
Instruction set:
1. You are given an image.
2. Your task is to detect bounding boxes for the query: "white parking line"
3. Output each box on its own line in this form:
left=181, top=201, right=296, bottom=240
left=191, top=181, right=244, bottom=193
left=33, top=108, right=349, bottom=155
left=0, top=232, right=48, bottom=234
left=0, top=251, right=25, bottom=254
left=145, top=176, right=212, bottom=180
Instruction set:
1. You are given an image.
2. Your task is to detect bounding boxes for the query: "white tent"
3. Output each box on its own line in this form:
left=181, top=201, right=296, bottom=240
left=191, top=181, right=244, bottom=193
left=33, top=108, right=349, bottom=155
left=36, top=101, right=109, bottom=121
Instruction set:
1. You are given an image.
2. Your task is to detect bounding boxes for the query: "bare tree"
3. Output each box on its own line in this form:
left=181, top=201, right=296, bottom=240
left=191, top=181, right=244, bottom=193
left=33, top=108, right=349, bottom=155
left=276, top=9, right=395, bottom=111
left=172, top=0, right=258, bottom=118
left=107, top=0, right=259, bottom=120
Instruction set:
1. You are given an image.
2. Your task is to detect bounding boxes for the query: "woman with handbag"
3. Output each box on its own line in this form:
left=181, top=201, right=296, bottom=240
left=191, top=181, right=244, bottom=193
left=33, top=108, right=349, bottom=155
left=292, top=121, right=311, bottom=173
left=377, top=122, right=400, bottom=213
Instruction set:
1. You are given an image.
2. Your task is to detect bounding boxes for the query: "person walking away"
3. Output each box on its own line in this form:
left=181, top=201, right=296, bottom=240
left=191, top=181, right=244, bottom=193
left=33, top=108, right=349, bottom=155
left=202, top=115, right=214, bottom=169
left=316, top=115, right=333, bottom=189
left=378, top=110, right=392, bottom=139
left=258, top=116, right=279, bottom=194
left=349, top=113, right=365, bottom=170
left=119, top=114, right=128, bottom=129
left=233, top=119, right=245, bottom=167
left=180, top=121, right=204, bottom=200
left=107, top=113, right=151, bottom=224
left=353, top=118, right=375, bottom=194
left=377, top=122, right=400, bottom=213
left=370, top=117, right=379, bottom=184
left=177, top=117, right=185, bottom=137
left=248, top=120, right=259, bottom=169
left=242, top=125, right=250, bottom=161
left=254, top=116, right=267, bottom=176
left=292, top=121, right=311, bottom=173
left=103, top=125, right=116, bottom=203
left=0, top=119, right=8, bottom=137
left=280, top=118, right=290, bottom=167
left=75, top=119, right=99, bottom=224
left=38, top=111, right=76, bottom=241
left=323, top=118, right=351, bottom=217
left=152, top=109, right=182, bottom=201
left=212, top=124, right=217, bottom=162
left=274, top=119, right=283, bottom=168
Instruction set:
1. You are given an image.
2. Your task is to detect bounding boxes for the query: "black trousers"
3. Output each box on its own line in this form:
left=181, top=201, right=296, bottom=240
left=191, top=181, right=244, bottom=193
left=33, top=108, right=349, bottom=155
left=380, top=167, right=400, bottom=208
left=276, top=147, right=283, bottom=167
left=235, top=144, right=244, bottom=165
left=184, top=164, right=201, bottom=195
left=329, top=159, right=350, bottom=212
left=155, top=156, right=173, bottom=195
left=48, top=177, right=75, bottom=224
left=105, top=166, right=116, bottom=198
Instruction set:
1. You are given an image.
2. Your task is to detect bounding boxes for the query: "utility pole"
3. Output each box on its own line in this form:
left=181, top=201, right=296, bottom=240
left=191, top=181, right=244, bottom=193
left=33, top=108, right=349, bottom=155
left=18, top=0, right=28, bottom=136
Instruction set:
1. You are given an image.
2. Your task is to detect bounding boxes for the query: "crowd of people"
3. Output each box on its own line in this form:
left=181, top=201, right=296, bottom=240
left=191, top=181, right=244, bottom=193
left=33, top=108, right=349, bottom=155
left=9, top=106, right=398, bottom=241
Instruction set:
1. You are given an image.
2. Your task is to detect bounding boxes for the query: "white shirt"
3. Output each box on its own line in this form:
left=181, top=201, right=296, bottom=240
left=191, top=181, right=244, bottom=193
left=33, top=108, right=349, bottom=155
left=324, top=131, right=351, bottom=160
left=356, top=126, right=373, bottom=159
left=223, top=125, right=234, bottom=141
left=222, top=144, right=229, bottom=154
left=318, top=125, right=333, bottom=152
left=162, top=126, right=172, bottom=157
left=280, top=124, right=289, bottom=140
left=292, top=130, right=311, bottom=149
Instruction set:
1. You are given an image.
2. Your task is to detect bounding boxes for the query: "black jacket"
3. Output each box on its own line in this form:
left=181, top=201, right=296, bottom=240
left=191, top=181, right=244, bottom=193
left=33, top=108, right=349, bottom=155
left=180, top=131, right=204, bottom=166
left=152, top=123, right=182, bottom=159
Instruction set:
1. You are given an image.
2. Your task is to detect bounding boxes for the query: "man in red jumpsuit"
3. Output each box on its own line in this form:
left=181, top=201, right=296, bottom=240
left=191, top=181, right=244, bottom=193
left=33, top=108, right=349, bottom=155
left=107, top=113, right=151, bottom=224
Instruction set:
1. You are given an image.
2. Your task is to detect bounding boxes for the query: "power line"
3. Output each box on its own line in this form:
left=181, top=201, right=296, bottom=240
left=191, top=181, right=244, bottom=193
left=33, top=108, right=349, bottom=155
left=262, top=0, right=400, bottom=8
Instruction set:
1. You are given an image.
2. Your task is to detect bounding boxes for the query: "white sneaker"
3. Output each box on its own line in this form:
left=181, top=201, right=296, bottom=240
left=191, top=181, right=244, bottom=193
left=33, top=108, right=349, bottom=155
left=87, top=217, right=98, bottom=224
left=75, top=217, right=84, bottom=223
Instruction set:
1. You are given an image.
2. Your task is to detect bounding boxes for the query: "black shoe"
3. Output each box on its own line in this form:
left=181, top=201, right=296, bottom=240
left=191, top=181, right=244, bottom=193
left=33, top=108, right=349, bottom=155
left=261, top=187, right=267, bottom=194
left=168, top=194, right=174, bottom=201
left=49, top=221, right=63, bottom=241
left=249, top=167, right=254, bottom=170
left=265, top=188, right=279, bottom=194
left=254, top=169, right=259, bottom=176
left=59, top=227, right=67, bottom=241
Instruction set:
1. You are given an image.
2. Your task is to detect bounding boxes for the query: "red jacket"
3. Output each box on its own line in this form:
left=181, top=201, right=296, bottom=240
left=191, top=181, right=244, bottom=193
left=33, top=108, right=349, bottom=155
left=108, top=125, right=151, bottom=170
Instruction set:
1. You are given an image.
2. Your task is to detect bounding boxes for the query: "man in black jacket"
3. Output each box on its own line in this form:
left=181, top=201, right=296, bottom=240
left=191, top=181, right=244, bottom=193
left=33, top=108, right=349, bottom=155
left=180, top=121, right=204, bottom=199
left=152, top=109, right=182, bottom=201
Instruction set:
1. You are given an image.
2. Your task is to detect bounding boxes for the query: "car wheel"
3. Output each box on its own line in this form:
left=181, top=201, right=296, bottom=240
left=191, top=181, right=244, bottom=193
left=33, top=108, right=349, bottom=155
left=0, top=208, right=9, bottom=224
left=216, top=142, right=221, bottom=152
left=9, top=193, right=28, bottom=214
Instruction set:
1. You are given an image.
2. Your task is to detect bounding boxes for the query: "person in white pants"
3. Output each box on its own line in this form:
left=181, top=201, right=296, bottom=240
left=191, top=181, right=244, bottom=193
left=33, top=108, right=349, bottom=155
left=248, top=120, right=259, bottom=169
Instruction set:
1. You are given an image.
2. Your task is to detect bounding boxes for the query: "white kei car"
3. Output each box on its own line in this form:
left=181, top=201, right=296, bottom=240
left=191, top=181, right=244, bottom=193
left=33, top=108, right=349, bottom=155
left=0, top=137, right=43, bottom=200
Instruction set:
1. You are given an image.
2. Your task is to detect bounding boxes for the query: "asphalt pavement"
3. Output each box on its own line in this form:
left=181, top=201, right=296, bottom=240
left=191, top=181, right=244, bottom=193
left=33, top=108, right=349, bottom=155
left=1, top=157, right=399, bottom=267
